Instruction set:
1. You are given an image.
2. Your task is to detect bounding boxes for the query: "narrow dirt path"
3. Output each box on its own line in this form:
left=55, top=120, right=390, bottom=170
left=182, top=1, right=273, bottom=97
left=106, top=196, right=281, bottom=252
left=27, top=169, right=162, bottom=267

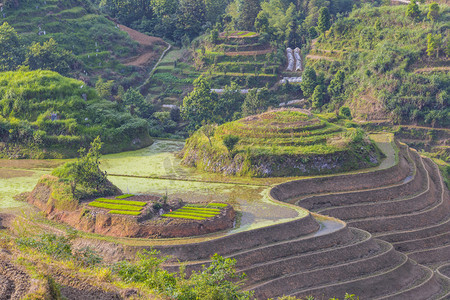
left=414, top=66, right=450, bottom=73
left=117, top=24, right=167, bottom=67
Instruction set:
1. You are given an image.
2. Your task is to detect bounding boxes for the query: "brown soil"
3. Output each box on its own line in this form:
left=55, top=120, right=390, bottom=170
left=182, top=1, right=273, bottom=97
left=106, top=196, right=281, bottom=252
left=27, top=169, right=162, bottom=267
left=0, top=255, right=31, bottom=300
left=118, top=24, right=167, bottom=67
left=27, top=179, right=236, bottom=239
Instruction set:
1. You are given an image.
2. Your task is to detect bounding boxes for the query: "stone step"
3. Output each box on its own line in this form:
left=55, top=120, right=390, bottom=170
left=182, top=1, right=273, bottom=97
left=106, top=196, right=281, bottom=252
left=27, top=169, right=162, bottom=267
left=289, top=255, right=426, bottom=299
left=247, top=240, right=403, bottom=299
left=301, top=148, right=421, bottom=212
left=239, top=228, right=374, bottom=287
left=270, top=143, right=410, bottom=203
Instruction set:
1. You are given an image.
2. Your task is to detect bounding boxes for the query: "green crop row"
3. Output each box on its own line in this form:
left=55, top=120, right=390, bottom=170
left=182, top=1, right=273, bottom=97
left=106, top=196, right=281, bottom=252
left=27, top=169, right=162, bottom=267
left=161, top=214, right=206, bottom=221
left=207, top=203, right=228, bottom=208
left=168, top=211, right=217, bottom=218
left=88, top=202, right=143, bottom=211
left=182, top=206, right=221, bottom=212
left=95, top=198, right=147, bottom=207
left=116, top=194, right=134, bottom=199
left=109, top=210, right=142, bottom=216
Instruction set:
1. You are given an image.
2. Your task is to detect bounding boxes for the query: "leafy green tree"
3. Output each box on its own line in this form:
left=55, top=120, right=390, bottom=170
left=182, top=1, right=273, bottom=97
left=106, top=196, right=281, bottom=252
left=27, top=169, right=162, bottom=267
left=236, top=0, right=261, bottom=30
left=151, top=0, right=178, bottom=18
left=258, top=0, right=296, bottom=40
left=255, top=11, right=270, bottom=33
left=300, top=66, right=317, bottom=98
left=95, top=77, right=114, bottom=100
left=242, top=87, right=274, bottom=116
left=123, top=87, right=155, bottom=118
left=216, top=82, right=245, bottom=122
left=205, top=0, right=227, bottom=23
left=210, top=28, right=219, bottom=44
left=406, top=0, right=420, bottom=20
left=182, top=253, right=252, bottom=299
left=223, top=135, right=240, bottom=156
left=177, top=0, right=206, bottom=38
left=427, top=2, right=439, bottom=21
left=318, top=7, right=331, bottom=33
left=427, top=33, right=442, bottom=58
left=181, top=75, right=218, bottom=130
left=200, top=121, right=216, bottom=146
left=24, top=38, right=75, bottom=75
left=339, top=106, right=352, bottom=119
left=0, top=22, right=24, bottom=71
left=327, top=69, right=346, bottom=101
left=311, top=84, right=327, bottom=109
left=53, top=137, right=107, bottom=194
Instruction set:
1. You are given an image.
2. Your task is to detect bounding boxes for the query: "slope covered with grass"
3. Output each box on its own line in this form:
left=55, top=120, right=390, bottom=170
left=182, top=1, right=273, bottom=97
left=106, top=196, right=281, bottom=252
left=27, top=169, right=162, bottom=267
left=182, top=109, right=382, bottom=177
left=308, top=4, right=449, bottom=126
left=1, top=0, right=163, bottom=87
left=0, top=70, right=151, bottom=158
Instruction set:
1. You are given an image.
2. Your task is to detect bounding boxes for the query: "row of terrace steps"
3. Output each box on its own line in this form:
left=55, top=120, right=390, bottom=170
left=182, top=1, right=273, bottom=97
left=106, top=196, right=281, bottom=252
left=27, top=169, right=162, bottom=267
left=163, top=215, right=447, bottom=299
left=294, top=144, right=450, bottom=269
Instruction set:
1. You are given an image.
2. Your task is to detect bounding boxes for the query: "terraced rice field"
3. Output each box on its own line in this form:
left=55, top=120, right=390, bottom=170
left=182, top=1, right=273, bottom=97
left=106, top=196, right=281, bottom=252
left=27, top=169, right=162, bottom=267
left=162, top=204, right=224, bottom=220
left=88, top=196, right=147, bottom=215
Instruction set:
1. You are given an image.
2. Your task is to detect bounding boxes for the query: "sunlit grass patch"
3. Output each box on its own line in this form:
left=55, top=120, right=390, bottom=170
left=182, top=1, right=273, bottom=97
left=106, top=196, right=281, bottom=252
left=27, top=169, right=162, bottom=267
left=115, top=194, right=134, bottom=199
left=161, top=214, right=206, bottom=220
left=88, top=202, right=143, bottom=211
left=95, top=198, right=146, bottom=206
left=109, top=210, right=142, bottom=216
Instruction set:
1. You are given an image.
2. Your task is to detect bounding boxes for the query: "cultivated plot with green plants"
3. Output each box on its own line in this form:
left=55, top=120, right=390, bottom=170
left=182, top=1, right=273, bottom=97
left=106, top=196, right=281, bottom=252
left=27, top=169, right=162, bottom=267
left=162, top=203, right=227, bottom=220
left=182, top=109, right=383, bottom=177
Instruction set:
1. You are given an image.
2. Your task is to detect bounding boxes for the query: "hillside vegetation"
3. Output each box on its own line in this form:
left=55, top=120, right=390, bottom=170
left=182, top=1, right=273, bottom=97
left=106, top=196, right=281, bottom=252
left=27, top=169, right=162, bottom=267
left=182, top=109, right=382, bottom=177
left=0, top=0, right=165, bottom=87
left=306, top=4, right=449, bottom=126
left=0, top=70, right=151, bottom=158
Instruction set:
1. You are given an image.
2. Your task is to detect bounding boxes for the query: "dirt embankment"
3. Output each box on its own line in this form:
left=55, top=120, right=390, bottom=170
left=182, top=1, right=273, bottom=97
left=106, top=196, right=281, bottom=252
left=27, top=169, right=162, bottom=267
left=26, top=176, right=236, bottom=239
left=117, top=24, right=167, bottom=67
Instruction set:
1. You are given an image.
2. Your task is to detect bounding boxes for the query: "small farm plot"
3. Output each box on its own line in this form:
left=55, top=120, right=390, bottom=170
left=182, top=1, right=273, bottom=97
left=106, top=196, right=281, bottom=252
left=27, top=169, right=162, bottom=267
left=162, top=203, right=227, bottom=220
left=88, top=195, right=147, bottom=216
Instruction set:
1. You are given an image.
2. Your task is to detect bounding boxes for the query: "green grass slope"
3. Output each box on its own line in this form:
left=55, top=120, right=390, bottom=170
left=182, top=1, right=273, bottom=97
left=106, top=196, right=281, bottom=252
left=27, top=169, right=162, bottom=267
left=308, top=4, right=449, bottom=126
left=1, top=0, right=154, bottom=87
left=0, top=70, right=151, bottom=158
left=182, top=109, right=382, bottom=177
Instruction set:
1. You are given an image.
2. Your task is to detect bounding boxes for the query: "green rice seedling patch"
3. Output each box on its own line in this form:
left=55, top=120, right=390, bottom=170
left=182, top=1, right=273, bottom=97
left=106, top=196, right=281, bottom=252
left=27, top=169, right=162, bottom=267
left=116, top=194, right=135, bottom=199
left=88, top=202, right=143, bottom=211
left=176, top=208, right=220, bottom=215
left=109, top=210, right=142, bottom=216
left=182, top=206, right=221, bottom=212
left=95, top=198, right=146, bottom=207
left=161, top=214, right=206, bottom=221
left=168, top=211, right=217, bottom=218
left=207, top=203, right=228, bottom=208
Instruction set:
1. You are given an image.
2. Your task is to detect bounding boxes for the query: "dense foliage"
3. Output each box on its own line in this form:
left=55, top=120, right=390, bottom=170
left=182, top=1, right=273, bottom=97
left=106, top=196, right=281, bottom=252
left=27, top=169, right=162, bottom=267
left=306, top=4, right=449, bottom=126
left=0, top=70, right=151, bottom=158
left=0, top=0, right=145, bottom=86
